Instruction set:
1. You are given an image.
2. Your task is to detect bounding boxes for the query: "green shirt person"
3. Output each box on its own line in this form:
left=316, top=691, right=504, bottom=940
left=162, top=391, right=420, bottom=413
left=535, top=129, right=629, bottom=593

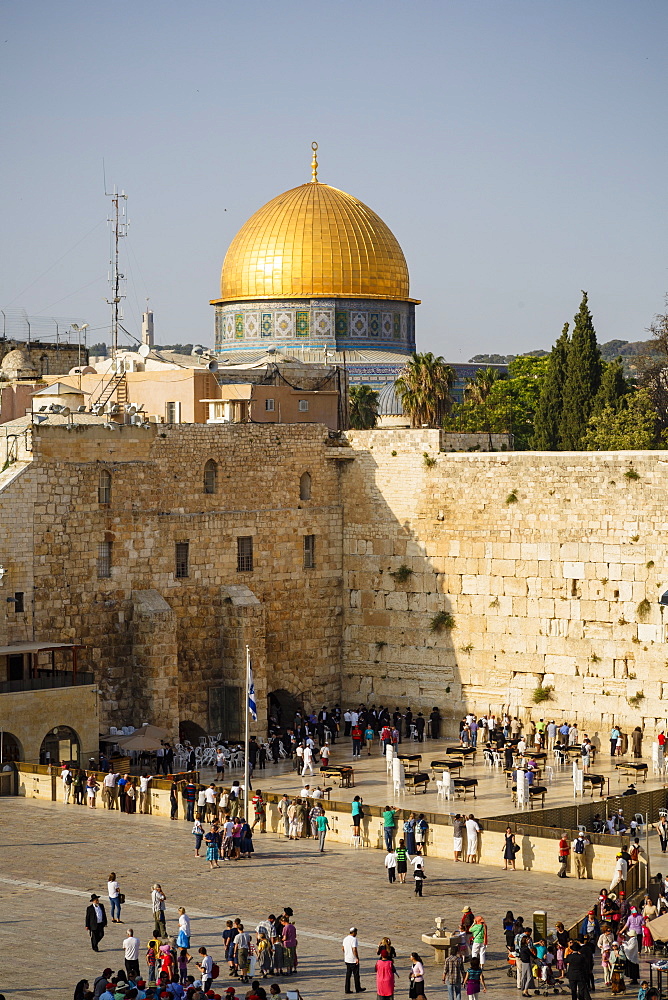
left=316, top=812, right=330, bottom=852
left=383, top=807, right=397, bottom=850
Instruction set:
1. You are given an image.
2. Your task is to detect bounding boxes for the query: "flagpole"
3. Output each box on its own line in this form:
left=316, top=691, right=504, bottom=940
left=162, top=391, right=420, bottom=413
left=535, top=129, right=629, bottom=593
left=244, top=644, right=250, bottom=816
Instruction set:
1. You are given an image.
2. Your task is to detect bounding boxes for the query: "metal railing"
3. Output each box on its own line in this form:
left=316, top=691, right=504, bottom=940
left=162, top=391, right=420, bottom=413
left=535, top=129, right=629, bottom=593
left=0, top=672, right=94, bottom=694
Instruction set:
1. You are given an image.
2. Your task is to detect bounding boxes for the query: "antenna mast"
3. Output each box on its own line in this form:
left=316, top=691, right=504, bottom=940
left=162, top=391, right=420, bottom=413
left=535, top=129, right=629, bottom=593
left=106, top=186, right=128, bottom=358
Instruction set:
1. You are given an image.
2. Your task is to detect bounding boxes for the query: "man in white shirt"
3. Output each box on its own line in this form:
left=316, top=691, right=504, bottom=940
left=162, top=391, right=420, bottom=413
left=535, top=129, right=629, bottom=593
left=103, top=771, right=118, bottom=810
left=350, top=710, right=359, bottom=726
left=197, top=787, right=207, bottom=821
left=344, top=710, right=352, bottom=736
left=384, top=849, right=397, bottom=882
left=300, top=784, right=312, bottom=798
left=197, top=946, right=214, bottom=991
left=123, top=927, right=141, bottom=980
left=204, top=783, right=217, bottom=820
left=546, top=721, right=557, bottom=752
left=465, top=815, right=480, bottom=864
left=312, top=786, right=323, bottom=799
left=302, top=745, right=314, bottom=775
left=61, top=766, right=72, bottom=804
left=151, top=883, right=167, bottom=938
left=342, top=927, right=365, bottom=993
left=139, top=773, right=152, bottom=814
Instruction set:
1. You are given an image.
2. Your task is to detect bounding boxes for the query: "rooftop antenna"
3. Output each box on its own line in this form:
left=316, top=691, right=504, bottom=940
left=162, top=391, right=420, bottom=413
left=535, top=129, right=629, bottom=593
left=104, top=170, right=128, bottom=359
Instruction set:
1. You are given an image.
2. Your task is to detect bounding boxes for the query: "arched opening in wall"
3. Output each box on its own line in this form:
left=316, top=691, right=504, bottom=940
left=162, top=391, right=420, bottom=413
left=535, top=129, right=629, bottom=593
left=0, top=731, right=23, bottom=762
left=203, top=459, right=218, bottom=494
left=98, top=468, right=112, bottom=504
left=299, top=471, right=311, bottom=501
left=180, top=719, right=208, bottom=746
left=40, top=725, right=80, bottom=765
left=268, top=689, right=302, bottom=730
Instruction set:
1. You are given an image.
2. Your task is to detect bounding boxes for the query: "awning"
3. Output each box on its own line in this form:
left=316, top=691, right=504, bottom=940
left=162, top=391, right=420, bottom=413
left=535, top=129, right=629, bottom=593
left=0, top=641, right=83, bottom=655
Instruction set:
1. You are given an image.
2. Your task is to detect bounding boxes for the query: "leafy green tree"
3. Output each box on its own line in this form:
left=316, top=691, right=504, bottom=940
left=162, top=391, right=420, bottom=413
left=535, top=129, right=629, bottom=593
left=532, top=323, right=569, bottom=450
left=560, top=292, right=602, bottom=449
left=637, top=304, right=668, bottom=430
left=464, top=366, right=502, bottom=405
left=584, top=388, right=659, bottom=450
left=348, top=384, right=379, bottom=429
left=395, top=352, right=455, bottom=428
left=89, top=342, right=108, bottom=356
left=592, top=357, right=629, bottom=415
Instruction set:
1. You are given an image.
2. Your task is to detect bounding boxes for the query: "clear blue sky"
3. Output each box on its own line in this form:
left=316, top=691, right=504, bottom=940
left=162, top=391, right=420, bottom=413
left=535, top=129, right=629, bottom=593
left=2, top=0, right=666, bottom=359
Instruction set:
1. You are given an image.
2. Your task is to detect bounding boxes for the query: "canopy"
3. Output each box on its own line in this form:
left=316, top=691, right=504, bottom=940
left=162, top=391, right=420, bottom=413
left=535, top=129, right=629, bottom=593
left=114, top=731, right=163, bottom=752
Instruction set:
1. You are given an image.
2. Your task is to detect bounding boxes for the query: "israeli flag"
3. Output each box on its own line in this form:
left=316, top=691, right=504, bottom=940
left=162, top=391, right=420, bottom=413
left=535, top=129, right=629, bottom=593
left=248, top=665, right=257, bottom=721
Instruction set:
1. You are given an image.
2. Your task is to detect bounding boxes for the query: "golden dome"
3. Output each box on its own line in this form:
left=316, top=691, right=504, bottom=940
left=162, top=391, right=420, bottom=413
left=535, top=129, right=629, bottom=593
left=217, top=180, right=411, bottom=303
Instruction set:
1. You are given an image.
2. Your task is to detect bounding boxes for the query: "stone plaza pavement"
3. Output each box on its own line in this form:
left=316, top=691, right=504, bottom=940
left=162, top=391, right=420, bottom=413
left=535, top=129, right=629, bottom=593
left=0, top=797, right=647, bottom=1000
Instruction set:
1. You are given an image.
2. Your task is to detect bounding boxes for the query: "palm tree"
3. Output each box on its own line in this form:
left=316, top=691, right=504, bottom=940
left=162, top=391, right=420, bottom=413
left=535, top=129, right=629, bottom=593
left=394, top=352, right=455, bottom=427
left=464, top=366, right=501, bottom=405
left=348, top=384, right=380, bottom=429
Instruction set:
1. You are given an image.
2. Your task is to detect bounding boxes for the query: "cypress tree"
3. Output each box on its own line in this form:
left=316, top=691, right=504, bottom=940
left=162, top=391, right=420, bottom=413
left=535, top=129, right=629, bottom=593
left=591, top=357, right=628, bottom=415
left=531, top=323, right=570, bottom=450
left=560, top=291, right=602, bottom=449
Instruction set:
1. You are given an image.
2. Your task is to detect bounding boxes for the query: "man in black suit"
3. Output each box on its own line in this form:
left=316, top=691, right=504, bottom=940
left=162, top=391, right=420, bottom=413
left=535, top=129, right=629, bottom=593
left=85, top=893, right=107, bottom=951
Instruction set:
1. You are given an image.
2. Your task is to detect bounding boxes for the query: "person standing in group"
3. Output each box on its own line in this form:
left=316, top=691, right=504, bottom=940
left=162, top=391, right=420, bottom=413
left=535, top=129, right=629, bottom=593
left=278, top=794, right=290, bottom=837
left=151, top=883, right=167, bottom=938
left=205, top=823, right=222, bottom=869
left=564, top=941, right=590, bottom=1000
left=177, top=907, right=191, bottom=948
left=415, top=814, right=429, bottom=855
left=442, top=944, right=465, bottom=1000
left=183, top=779, right=197, bottom=822
left=364, top=723, right=375, bottom=756
left=122, top=928, right=141, bottom=981
left=352, top=796, right=364, bottom=842
left=85, top=893, right=107, bottom=952
left=572, top=832, right=590, bottom=879
left=282, top=917, right=298, bottom=976
left=375, top=947, right=396, bottom=1000
left=518, top=933, right=536, bottom=996
left=409, top=953, right=424, bottom=999
left=384, top=847, right=397, bottom=883
left=351, top=722, right=363, bottom=759
left=107, top=872, right=122, bottom=923
left=197, top=946, right=214, bottom=992
left=61, top=764, right=72, bottom=804
left=316, top=810, right=330, bottom=852
left=169, top=779, right=179, bottom=821
left=404, top=813, right=417, bottom=855
left=343, top=927, right=366, bottom=994
left=192, top=816, right=204, bottom=857
left=86, top=772, right=99, bottom=808
left=465, top=815, right=480, bottom=863
left=252, top=790, right=266, bottom=833
left=656, top=815, right=668, bottom=854
left=396, top=839, right=408, bottom=883
left=470, top=915, right=487, bottom=967
left=453, top=814, right=464, bottom=862
left=610, top=725, right=621, bottom=758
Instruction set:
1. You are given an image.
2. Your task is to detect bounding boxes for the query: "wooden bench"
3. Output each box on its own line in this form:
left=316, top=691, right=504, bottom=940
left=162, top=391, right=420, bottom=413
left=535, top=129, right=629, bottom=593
left=405, top=771, right=430, bottom=794
left=430, top=760, right=463, bottom=779
left=512, top=784, right=547, bottom=808
left=583, top=774, right=605, bottom=797
left=445, top=746, right=476, bottom=763
left=320, top=766, right=355, bottom=788
left=397, top=754, right=423, bottom=773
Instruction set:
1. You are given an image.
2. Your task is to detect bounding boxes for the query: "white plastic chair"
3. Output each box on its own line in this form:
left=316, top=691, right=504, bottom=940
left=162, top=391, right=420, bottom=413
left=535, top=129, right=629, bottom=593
left=545, top=765, right=554, bottom=784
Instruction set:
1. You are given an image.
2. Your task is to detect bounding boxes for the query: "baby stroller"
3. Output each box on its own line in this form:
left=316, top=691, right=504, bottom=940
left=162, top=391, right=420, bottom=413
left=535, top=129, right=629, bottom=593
left=506, top=950, right=517, bottom=980
left=537, top=960, right=568, bottom=995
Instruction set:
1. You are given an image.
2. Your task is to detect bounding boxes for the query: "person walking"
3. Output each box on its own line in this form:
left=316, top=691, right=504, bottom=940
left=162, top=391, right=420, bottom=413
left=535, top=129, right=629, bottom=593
left=85, top=894, right=107, bottom=952
left=151, top=883, right=167, bottom=938
left=382, top=806, right=397, bottom=851
left=656, top=815, right=668, bottom=854
left=565, top=941, right=590, bottom=1000
left=177, top=907, right=191, bottom=948
left=122, top=928, right=141, bottom=981
left=184, top=780, right=197, bottom=822
left=351, top=722, right=363, bottom=758
left=396, top=839, right=408, bottom=883
left=384, top=848, right=397, bottom=883
left=442, top=944, right=465, bottom=1000
left=465, top=815, right=480, bottom=863
left=251, top=790, right=266, bottom=832
left=518, top=933, right=536, bottom=996
left=107, top=872, right=122, bottom=923
left=302, top=744, right=315, bottom=775
left=316, top=810, right=330, bottom=852
left=376, top=947, right=397, bottom=1000
left=192, top=817, right=204, bottom=857
left=343, top=927, right=366, bottom=993
left=409, top=953, right=425, bottom=999
left=169, top=779, right=179, bottom=820
left=463, top=956, right=486, bottom=997
left=470, top=915, right=487, bottom=967
left=197, top=946, right=214, bottom=992
left=404, top=813, right=417, bottom=855
left=411, top=855, right=426, bottom=897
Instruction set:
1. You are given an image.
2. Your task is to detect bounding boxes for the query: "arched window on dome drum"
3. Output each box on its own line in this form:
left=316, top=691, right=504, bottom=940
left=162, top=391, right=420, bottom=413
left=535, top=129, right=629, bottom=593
left=300, top=471, right=311, bottom=501
left=98, top=469, right=111, bottom=505
left=204, top=459, right=218, bottom=495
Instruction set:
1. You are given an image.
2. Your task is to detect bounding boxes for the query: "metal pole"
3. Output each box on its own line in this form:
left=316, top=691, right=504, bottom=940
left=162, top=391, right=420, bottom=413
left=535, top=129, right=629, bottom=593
left=243, top=644, right=250, bottom=816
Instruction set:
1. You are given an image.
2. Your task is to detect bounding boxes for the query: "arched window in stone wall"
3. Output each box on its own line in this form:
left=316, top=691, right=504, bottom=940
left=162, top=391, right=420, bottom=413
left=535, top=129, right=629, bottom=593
left=300, top=471, right=311, bottom=501
left=204, top=459, right=218, bottom=495
left=98, top=468, right=111, bottom=505
left=40, top=354, right=49, bottom=376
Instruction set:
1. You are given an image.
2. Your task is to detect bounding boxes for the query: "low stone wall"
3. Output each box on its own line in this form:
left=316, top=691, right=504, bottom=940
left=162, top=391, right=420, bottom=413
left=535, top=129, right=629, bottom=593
left=440, top=432, right=514, bottom=452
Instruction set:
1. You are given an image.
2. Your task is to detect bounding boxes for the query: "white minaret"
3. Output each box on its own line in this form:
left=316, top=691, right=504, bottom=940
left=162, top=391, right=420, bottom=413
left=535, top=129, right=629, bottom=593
left=141, top=307, right=154, bottom=347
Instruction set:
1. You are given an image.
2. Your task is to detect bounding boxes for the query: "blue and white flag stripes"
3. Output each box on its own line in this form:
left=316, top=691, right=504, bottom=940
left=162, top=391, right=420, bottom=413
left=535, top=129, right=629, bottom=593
left=248, top=664, right=257, bottom=721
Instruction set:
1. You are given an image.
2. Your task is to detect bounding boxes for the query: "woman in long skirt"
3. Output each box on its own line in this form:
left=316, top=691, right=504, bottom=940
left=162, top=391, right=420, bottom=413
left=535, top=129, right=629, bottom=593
left=205, top=825, right=221, bottom=869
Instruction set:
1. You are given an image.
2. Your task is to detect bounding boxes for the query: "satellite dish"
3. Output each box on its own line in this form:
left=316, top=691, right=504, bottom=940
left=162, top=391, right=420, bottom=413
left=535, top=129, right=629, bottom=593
left=59, top=407, right=70, bottom=417
left=192, top=346, right=204, bottom=356
left=138, top=343, right=151, bottom=358
left=207, top=359, right=219, bottom=373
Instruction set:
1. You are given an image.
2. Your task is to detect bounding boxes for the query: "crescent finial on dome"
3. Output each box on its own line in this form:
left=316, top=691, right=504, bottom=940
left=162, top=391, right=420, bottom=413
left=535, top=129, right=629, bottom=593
left=311, top=141, right=318, bottom=183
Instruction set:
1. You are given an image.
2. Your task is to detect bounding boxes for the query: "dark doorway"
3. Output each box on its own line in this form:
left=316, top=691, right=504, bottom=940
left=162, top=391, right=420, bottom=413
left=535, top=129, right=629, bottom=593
left=268, top=689, right=301, bottom=729
left=0, top=731, right=23, bottom=762
left=180, top=719, right=209, bottom=746
left=207, top=685, right=242, bottom=741
left=8, top=655, right=24, bottom=681
left=40, top=725, right=80, bottom=765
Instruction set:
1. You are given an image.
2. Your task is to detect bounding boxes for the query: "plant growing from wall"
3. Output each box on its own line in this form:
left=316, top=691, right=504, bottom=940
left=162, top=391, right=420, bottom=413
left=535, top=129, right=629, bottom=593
left=459, top=643, right=474, bottom=654
left=624, top=467, right=640, bottom=481
left=489, top=596, right=500, bottom=608
left=505, top=491, right=518, bottom=505
left=647, top=560, right=655, bottom=569
left=618, top=616, right=628, bottom=626
left=423, top=452, right=436, bottom=468
left=391, top=450, right=397, bottom=456
left=390, top=564, right=413, bottom=583
left=533, top=685, right=553, bottom=704
left=637, top=598, right=651, bottom=621
left=430, top=610, right=456, bottom=633
left=628, top=691, right=644, bottom=708
left=375, top=640, right=387, bottom=652
left=590, top=653, right=601, bottom=663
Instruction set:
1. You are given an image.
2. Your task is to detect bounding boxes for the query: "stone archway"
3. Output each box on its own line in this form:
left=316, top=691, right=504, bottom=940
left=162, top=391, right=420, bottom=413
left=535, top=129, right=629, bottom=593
left=39, top=725, right=80, bottom=765
left=268, top=689, right=302, bottom=730
left=179, top=719, right=208, bottom=745
left=0, top=731, right=23, bottom=763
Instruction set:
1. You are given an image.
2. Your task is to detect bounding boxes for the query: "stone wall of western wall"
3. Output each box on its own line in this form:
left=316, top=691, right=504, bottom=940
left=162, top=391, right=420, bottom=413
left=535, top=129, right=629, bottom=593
left=2, top=423, right=345, bottom=735
left=342, top=429, right=668, bottom=734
